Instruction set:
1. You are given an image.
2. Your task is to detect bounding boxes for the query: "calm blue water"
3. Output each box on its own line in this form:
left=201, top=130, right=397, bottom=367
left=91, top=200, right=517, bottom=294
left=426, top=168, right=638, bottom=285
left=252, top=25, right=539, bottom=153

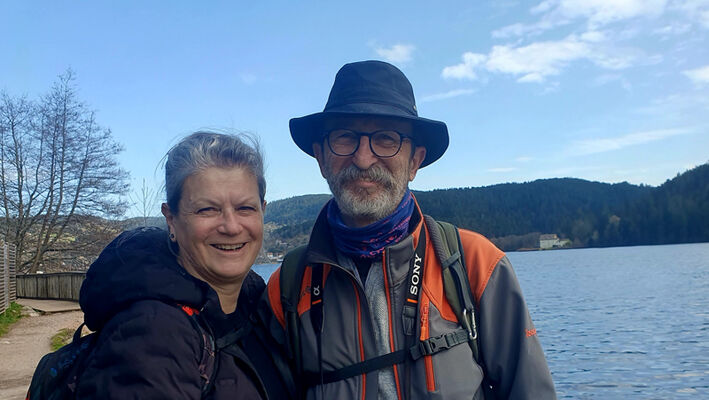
left=253, top=242, right=709, bottom=399
left=253, top=263, right=279, bottom=281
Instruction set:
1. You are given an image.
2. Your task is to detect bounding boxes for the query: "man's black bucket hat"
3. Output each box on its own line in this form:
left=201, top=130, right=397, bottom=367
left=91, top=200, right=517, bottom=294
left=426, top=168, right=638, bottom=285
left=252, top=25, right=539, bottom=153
left=289, top=60, right=449, bottom=168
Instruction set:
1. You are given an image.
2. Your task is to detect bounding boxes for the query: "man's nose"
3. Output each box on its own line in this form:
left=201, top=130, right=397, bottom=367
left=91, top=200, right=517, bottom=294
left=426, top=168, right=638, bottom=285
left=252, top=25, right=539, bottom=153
left=351, top=135, right=378, bottom=169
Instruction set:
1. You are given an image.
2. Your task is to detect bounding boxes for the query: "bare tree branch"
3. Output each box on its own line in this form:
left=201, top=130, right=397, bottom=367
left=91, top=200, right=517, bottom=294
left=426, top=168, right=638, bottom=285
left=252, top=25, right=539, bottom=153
left=0, top=70, right=130, bottom=273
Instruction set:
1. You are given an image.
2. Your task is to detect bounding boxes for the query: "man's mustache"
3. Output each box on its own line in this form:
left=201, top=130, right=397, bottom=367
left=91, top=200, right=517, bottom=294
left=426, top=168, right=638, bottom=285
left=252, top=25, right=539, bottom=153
left=335, top=165, right=394, bottom=188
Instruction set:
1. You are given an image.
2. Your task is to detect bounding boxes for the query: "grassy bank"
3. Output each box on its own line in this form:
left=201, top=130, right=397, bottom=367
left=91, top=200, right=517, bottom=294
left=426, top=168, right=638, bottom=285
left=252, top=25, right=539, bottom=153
left=0, top=302, right=23, bottom=337
left=51, top=328, right=74, bottom=351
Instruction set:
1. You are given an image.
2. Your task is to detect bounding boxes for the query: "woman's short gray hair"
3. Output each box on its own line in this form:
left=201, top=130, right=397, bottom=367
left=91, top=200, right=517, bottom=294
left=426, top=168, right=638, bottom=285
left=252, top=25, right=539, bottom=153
left=164, top=131, right=266, bottom=213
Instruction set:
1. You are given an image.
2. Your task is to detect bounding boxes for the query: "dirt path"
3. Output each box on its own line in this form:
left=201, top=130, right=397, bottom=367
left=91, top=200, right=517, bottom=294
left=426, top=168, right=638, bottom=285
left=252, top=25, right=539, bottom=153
left=0, top=306, right=84, bottom=400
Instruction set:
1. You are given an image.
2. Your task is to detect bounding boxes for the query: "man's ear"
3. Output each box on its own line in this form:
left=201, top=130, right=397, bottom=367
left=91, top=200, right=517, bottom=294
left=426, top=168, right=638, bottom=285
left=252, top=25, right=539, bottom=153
left=313, top=142, right=328, bottom=179
left=161, top=203, right=176, bottom=236
left=408, top=146, right=427, bottom=181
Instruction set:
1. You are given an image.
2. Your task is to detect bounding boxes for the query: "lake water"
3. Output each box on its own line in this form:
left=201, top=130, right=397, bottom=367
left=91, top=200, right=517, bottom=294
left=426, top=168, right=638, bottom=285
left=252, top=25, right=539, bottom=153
left=253, top=242, right=709, bottom=399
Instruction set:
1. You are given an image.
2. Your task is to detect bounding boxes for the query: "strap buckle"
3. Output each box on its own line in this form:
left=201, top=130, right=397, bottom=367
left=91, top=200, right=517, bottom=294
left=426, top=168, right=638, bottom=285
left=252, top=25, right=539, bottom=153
left=411, top=330, right=469, bottom=359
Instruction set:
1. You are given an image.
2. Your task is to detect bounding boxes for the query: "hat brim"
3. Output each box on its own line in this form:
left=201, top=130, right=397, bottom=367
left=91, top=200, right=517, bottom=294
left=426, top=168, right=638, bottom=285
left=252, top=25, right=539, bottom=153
left=290, top=111, right=449, bottom=168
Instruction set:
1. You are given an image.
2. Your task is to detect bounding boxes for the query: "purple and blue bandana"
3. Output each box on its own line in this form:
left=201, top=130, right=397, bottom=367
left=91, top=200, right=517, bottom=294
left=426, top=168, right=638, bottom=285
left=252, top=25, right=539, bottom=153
left=327, top=190, right=415, bottom=259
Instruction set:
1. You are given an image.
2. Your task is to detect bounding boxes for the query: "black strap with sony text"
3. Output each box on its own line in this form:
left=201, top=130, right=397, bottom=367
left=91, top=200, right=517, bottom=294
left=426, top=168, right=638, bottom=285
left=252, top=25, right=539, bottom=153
left=402, top=226, right=426, bottom=400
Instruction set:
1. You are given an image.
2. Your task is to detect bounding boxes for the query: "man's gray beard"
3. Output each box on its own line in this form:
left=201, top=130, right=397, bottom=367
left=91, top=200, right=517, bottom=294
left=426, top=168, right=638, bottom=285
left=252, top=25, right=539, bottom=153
left=323, top=164, right=408, bottom=224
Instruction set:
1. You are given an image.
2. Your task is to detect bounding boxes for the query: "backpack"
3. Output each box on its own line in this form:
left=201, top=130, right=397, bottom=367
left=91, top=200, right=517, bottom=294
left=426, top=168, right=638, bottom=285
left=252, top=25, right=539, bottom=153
left=279, top=216, right=494, bottom=398
left=26, top=304, right=216, bottom=400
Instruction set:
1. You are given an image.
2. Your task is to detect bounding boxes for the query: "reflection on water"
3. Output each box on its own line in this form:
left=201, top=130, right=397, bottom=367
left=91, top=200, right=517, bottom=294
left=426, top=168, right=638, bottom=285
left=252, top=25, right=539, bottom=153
left=253, top=242, right=709, bottom=399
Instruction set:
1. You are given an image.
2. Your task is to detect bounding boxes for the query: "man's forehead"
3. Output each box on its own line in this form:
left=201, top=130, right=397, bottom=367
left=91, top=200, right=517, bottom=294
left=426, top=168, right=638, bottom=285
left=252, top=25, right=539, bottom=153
left=323, top=116, right=413, bottom=133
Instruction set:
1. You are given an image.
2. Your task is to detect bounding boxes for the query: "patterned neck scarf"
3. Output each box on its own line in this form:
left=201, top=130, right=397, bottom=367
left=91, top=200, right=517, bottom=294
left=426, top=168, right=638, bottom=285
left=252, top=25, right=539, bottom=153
left=327, top=190, right=415, bottom=259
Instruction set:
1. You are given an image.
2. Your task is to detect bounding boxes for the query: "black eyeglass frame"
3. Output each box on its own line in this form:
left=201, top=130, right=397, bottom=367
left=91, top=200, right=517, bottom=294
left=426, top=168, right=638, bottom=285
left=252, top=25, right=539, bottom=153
left=323, top=129, right=413, bottom=158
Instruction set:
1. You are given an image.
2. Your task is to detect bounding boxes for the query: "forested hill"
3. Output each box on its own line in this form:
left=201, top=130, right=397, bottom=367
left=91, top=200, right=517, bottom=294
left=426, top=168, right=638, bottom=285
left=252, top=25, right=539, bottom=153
left=263, top=163, right=708, bottom=252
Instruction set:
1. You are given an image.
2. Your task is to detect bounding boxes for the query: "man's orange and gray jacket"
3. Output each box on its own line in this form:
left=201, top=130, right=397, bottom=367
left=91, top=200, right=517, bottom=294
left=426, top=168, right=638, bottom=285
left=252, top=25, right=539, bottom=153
left=263, top=201, right=557, bottom=399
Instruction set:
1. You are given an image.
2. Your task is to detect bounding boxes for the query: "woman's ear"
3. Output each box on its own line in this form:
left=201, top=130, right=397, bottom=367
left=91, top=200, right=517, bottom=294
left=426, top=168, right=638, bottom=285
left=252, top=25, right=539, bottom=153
left=161, top=203, right=176, bottom=239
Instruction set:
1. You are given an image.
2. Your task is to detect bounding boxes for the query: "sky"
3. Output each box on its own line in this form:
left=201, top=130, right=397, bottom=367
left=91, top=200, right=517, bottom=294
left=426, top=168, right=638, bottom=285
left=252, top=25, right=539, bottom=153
left=2, top=1, right=708, bottom=215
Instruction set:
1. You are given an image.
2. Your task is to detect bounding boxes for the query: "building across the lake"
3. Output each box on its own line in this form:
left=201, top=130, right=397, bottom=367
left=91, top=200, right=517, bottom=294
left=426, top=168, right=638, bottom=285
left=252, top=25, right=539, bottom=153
left=266, top=252, right=284, bottom=262
left=539, top=234, right=572, bottom=249
left=539, top=234, right=560, bottom=249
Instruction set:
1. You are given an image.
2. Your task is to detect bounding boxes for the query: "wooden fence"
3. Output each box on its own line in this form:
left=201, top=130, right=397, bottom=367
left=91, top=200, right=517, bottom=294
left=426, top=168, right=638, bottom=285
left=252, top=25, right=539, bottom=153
left=16, top=272, right=87, bottom=301
left=1, top=240, right=17, bottom=315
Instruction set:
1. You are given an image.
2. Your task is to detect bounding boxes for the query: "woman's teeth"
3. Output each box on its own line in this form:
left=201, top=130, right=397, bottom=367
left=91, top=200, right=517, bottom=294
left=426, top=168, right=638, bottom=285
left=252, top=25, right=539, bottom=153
left=213, top=243, right=245, bottom=251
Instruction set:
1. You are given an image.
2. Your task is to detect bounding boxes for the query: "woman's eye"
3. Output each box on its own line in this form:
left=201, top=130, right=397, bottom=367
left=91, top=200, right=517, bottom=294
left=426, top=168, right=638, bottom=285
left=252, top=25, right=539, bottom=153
left=196, top=207, right=219, bottom=215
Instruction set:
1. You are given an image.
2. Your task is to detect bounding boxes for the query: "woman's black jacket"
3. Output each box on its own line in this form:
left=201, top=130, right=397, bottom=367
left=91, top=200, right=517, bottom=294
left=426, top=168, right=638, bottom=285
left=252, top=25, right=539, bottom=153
left=76, top=227, right=293, bottom=400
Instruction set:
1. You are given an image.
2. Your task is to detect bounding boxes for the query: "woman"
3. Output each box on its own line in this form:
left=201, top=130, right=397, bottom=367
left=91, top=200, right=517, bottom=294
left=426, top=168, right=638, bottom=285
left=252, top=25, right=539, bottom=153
left=76, top=132, right=293, bottom=399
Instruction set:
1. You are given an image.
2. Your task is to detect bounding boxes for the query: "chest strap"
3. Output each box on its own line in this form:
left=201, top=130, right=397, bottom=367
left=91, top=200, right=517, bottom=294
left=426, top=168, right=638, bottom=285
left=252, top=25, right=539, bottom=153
left=301, top=327, right=471, bottom=387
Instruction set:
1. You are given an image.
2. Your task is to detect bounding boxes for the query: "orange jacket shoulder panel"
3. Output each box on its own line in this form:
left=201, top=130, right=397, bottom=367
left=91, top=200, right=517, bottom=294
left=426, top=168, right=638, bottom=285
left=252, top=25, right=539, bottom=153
left=458, top=228, right=505, bottom=304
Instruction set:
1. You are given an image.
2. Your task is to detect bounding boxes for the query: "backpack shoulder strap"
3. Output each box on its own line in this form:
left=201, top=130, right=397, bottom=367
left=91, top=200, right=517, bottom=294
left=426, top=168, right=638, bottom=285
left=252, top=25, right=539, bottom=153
left=425, top=216, right=499, bottom=398
left=279, top=245, right=309, bottom=383
left=423, top=216, right=481, bottom=361
left=280, top=245, right=308, bottom=314
left=177, top=304, right=217, bottom=399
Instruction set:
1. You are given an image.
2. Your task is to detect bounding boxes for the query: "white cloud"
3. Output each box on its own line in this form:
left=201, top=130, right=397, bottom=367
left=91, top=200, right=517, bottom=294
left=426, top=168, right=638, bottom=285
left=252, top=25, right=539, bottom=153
left=669, top=0, right=709, bottom=29
left=419, top=89, right=476, bottom=103
left=441, top=53, right=487, bottom=80
left=531, top=0, right=556, bottom=15
left=557, top=0, right=666, bottom=28
left=494, top=0, right=668, bottom=38
left=485, top=38, right=592, bottom=82
left=515, top=156, right=534, bottom=162
left=375, top=44, right=415, bottom=64
left=568, top=128, right=691, bottom=155
left=579, top=30, right=607, bottom=42
left=683, top=65, right=709, bottom=84
left=444, top=33, right=642, bottom=83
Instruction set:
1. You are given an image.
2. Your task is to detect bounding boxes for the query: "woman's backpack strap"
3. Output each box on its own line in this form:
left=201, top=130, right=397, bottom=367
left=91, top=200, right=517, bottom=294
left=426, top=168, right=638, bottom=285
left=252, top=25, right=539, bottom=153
left=176, top=304, right=218, bottom=399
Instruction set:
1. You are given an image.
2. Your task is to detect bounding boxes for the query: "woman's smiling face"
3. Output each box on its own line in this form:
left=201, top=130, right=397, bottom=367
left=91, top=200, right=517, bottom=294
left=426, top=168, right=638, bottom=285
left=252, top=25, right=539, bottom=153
left=163, top=166, right=265, bottom=289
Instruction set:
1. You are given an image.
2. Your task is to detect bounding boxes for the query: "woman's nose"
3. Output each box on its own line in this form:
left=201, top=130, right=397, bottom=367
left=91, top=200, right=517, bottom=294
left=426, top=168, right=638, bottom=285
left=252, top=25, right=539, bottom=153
left=217, top=210, right=242, bottom=235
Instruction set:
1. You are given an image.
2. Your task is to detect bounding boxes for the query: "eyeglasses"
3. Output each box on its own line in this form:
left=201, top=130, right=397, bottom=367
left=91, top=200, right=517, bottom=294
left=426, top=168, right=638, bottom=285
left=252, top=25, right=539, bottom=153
left=325, top=129, right=410, bottom=158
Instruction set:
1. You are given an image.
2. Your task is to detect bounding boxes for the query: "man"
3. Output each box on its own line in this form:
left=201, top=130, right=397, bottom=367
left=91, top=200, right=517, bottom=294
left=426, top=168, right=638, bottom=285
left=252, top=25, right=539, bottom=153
left=264, top=60, right=556, bottom=399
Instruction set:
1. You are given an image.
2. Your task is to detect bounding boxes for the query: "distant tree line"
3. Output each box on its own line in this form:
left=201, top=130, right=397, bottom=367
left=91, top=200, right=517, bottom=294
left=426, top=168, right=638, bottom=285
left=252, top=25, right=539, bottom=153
left=262, top=164, right=709, bottom=252
left=609, top=164, right=709, bottom=246
left=415, top=164, right=708, bottom=249
left=0, top=70, right=129, bottom=273
left=264, top=194, right=331, bottom=226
